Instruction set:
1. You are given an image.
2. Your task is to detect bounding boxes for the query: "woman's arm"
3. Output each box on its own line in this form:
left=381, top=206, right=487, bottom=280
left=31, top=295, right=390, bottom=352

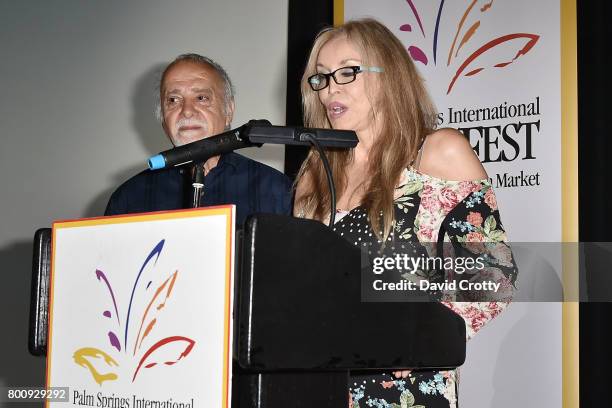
left=419, top=128, right=517, bottom=340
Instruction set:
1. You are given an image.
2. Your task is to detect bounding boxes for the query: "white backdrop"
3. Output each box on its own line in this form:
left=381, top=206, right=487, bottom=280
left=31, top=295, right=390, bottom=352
left=0, top=0, right=288, bottom=397
left=343, top=1, right=563, bottom=406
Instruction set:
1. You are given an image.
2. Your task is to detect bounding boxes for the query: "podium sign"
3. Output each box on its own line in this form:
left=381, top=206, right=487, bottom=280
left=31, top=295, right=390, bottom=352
left=46, top=206, right=235, bottom=408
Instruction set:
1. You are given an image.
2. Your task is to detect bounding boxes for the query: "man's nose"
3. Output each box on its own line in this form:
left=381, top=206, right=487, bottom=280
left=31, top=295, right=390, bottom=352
left=180, top=99, right=195, bottom=118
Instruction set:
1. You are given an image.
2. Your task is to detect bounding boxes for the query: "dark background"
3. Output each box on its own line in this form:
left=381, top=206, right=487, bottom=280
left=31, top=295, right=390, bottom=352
left=577, top=0, right=612, bottom=406
left=284, top=0, right=333, bottom=179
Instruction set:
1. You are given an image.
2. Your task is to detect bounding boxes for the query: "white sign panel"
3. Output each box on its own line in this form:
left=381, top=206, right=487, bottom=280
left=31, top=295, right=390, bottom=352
left=46, top=206, right=235, bottom=408
left=343, top=2, right=565, bottom=407
left=345, top=0, right=561, bottom=242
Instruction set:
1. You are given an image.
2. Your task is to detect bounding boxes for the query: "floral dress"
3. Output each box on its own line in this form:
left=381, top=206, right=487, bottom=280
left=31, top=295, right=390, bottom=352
left=332, top=167, right=517, bottom=408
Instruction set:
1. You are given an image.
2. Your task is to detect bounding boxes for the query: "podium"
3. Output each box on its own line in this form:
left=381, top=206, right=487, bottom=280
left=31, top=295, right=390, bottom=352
left=30, top=213, right=465, bottom=407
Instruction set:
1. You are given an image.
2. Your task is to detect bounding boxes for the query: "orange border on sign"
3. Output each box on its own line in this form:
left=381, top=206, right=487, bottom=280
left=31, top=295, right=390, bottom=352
left=45, top=205, right=234, bottom=408
left=222, top=207, right=234, bottom=408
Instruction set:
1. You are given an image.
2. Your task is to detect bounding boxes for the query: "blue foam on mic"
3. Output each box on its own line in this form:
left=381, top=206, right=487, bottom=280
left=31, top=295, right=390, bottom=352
left=148, top=154, right=166, bottom=170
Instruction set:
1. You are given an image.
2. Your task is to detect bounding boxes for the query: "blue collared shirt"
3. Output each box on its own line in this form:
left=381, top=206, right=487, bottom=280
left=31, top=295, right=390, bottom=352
left=104, top=152, right=293, bottom=227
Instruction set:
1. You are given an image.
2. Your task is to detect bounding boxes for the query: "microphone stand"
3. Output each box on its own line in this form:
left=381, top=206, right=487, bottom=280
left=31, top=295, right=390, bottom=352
left=190, top=162, right=205, bottom=208
left=188, top=142, right=336, bottom=226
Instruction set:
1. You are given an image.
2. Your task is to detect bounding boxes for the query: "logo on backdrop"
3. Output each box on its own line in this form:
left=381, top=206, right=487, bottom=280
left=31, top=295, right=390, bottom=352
left=398, top=0, right=539, bottom=94
left=72, top=239, right=196, bottom=385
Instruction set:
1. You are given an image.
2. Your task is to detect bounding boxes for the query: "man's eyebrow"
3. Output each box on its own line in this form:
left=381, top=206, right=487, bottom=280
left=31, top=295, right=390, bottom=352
left=163, top=88, right=181, bottom=96
left=163, top=87, right=213, bottom=95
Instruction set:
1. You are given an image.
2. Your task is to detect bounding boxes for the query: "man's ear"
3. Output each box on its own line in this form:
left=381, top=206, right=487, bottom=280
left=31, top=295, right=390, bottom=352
left=225, top=99, right=235, bottom=129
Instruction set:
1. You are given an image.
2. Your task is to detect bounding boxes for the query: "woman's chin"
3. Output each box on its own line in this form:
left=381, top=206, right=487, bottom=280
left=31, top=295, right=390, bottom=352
left=328, top=118, right=354, bottom=131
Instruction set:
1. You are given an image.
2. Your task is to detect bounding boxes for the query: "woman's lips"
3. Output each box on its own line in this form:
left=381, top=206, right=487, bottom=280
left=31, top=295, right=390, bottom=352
left=327, top=102, right=348, bottom=119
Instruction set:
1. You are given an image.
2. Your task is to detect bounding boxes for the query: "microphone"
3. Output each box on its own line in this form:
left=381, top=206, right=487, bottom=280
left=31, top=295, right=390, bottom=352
left=147, top=120, right=359, bottom=170
left=148, top=120, right=268, bottom=170
left=247, top=125, right=358, bottom=148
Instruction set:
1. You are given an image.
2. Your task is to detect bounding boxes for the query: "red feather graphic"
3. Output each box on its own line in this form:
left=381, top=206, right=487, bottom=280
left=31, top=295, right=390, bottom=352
left=447, top=33, right=539, bottom=94
left=132, top=336, right=195, bottom=381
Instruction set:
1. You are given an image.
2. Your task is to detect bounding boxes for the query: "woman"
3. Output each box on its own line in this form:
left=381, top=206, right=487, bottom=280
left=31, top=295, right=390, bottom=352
left=294, top=18, right=516, bottom=407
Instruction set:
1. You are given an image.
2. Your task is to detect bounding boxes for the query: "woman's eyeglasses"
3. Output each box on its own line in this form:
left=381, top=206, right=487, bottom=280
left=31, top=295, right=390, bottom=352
left=307, top=65, right=384, bottom=91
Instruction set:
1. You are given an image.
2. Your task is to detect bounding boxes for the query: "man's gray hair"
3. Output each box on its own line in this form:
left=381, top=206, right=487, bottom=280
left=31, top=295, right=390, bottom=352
left=154, top=53, right=235, bottom=121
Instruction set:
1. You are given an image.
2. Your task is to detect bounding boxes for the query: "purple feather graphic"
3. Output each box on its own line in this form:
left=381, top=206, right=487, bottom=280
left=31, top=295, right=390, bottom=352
left=406, top=0, right=425, bottom=36
left=96, top=270, right=120, bottom=326
left=108, top=331, right=121, bottom=352
left=408, top=46, right=428, bottom=65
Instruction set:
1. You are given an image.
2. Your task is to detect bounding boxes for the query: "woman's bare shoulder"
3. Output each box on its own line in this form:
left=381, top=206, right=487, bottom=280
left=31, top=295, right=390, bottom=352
left=418, top=128, right=487, bottom=181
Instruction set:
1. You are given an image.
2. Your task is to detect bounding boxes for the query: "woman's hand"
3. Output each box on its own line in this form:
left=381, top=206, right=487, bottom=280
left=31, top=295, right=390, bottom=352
left=392, top=370, right=411, bottom=378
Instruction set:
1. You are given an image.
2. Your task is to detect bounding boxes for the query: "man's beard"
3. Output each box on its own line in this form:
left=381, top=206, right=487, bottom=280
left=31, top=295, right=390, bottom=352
left=172, top=118, right=209, bottom=146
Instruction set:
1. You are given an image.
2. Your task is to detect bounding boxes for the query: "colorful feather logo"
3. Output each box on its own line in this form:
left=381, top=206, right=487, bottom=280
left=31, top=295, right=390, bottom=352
left=72, top=239, right=196, bottom=384
left=399, top=0, right=539, bottom=94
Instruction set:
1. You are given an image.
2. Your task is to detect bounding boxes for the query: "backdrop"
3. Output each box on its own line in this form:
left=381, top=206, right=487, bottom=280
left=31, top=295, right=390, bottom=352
left=0, top=0, right=288, bottom=398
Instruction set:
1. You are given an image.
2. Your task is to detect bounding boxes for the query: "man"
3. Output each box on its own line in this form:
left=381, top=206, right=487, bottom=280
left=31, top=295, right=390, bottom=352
left=105, top=54, right=292, bottom=225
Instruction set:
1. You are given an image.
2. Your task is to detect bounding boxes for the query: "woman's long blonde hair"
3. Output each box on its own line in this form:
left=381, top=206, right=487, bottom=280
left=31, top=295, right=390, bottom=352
left=295, top=18, right=437, bottom=240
